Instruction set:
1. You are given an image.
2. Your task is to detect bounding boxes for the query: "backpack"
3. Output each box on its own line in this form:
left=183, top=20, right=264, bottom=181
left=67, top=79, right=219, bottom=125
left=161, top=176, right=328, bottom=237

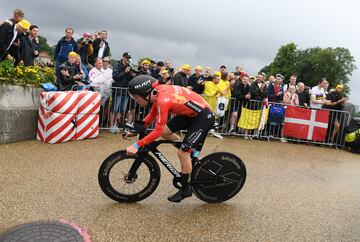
left=344, top=119, right=360, bottom=154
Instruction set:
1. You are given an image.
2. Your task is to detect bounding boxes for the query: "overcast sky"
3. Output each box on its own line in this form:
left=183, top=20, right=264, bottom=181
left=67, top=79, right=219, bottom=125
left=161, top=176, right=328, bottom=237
left=1, top=0, right=359, bottom=105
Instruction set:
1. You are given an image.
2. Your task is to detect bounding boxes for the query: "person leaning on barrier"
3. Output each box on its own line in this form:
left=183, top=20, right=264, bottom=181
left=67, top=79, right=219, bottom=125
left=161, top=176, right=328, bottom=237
left=229, top=74, right=251, bottom=134
left=322, top=84, right=348, bottom=144
left=202, top=71, right=223, bottom=139
left=310, top=78, right=330, bottom=109
left=57, top=52, right=85, bottom=91
left=267, top=74, right=283, bottom=103
left=109, top=52, right=136, bottom=133
left=297, top=82, right=310, bottom=107
left=282, top=85, right=299, bottom=106
left=249, top=72, right=267, bottom=103
left=89, top=57, right=113, bottom=105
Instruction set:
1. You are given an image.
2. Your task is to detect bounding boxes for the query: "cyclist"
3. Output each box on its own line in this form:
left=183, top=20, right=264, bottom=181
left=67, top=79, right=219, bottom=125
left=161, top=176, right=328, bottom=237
left=126, top=75, right=215, bottom=202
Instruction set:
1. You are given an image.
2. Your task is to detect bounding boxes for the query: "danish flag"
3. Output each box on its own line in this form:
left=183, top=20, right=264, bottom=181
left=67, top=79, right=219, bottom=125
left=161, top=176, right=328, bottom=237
left=283, top=106, right=329, bottom=142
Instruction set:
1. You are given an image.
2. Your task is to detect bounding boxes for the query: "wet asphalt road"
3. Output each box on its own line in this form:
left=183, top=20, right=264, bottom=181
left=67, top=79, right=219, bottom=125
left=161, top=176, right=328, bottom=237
left=0, top=132, right=360, bottom=242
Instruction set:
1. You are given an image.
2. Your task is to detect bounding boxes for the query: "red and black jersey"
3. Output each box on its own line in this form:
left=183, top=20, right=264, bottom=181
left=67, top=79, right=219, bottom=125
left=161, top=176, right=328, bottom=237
left=137, top=85, right=210, bottom=147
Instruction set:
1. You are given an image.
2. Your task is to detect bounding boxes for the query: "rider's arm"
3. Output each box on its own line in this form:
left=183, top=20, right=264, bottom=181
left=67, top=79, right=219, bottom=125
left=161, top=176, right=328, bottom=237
left=143, top=104, right=157, bottom=126
left=136, top=104, right=169, bottom=148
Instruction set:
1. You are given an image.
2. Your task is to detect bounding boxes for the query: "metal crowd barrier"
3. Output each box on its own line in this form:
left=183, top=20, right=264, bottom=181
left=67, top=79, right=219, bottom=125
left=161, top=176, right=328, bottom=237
left=96, top=87, right=351, bottom=147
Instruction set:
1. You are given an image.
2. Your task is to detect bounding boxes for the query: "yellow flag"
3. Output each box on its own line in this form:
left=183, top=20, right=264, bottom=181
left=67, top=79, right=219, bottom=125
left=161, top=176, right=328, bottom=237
left=238, top=107, right=262, bottom=129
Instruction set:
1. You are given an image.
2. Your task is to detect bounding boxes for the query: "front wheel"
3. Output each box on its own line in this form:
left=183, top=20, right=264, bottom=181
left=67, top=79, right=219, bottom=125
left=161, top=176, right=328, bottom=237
left=191, top=152, right=247, bottom=203
left=98, top=150, right=161, bottom=203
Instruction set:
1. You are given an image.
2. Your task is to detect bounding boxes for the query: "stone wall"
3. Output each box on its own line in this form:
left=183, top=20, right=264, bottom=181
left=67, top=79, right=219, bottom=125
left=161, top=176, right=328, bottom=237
left=0, top=84, right=41, bottom=143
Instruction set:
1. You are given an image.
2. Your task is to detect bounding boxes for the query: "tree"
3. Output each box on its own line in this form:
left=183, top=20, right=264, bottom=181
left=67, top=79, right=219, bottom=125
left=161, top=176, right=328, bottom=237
left=262, top=43, right=357, bottom=94
left=38, top=35, right=53, bottom=58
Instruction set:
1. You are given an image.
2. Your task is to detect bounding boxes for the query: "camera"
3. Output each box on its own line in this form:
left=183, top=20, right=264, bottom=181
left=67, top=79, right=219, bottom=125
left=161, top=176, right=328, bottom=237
left=82, top=38, right=92, bottom=45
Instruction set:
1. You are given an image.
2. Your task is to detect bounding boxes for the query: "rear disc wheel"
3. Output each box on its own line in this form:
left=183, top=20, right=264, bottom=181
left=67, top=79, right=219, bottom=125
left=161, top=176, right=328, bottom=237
left=191, top=152, right=246, bottom=203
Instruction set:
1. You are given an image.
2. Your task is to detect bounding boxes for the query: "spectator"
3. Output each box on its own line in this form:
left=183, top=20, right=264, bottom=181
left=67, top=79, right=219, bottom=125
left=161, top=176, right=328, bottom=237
left=233, top=66, right=243, bottom=79
left=229, top=74, right=251, bottom=134
left=283, top=74, right=298, bottom=92
left=203, top=71, right=223, bottom=139
left=159, top=69, right=172, bottom=85
left=102, top=56, right=113, bottom=81
left=249, top=76, right=256, bottom=84
left=137, top=59, right=152, bottom=75
left=54, top=27, right=78, bottom=77
left=249, top=72, right=267, bottom=101
left=219, top=72, right=232, bottom=99
left=188, top=65, right=204, bottom=94
left=19, top=25, right=39, bottom=66
left=0, top=9, right=25, bottom=65
left=173, top=64, right=191, bottom=87
left=220, top=65, right=227, bottom=74
left=77, top=32, right=94, bottom=70
left=266, top=75, right=275, bottom=87
left=267, top=74, right=283, bottom=103
left=57, top=52, right=85, bottom=91
left=283, top=85, right=299, bottom=106
left=151, top=61, right=164, bottom=80
left=0, top=19, right=30, bottom=62
left=164, top=59, right=174, bottom=77
left=323, top=79, right=330, bottom=95
left=74, top=54, right=88, bottom=84
left=109, top=52, right=136, bottom=133
left=202, top=66, right=213, bottom=81
left=89, top=30, right=110, bottom=66
left=94, top=31, right=100, bottom=40
left=297, top=82, right=310, bottom=107
left=310, top=78, right=329, bottom=109
left=322, top=84, right=348, bottom=144
left=89, top=57, right=113, bottom=105
left=217, top=72, right=233, bottom=130
left=0, top=9, right=24, bottom=26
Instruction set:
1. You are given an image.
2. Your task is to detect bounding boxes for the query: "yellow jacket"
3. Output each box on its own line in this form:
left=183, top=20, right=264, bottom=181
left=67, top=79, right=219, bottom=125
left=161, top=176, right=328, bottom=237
left=203, top=81, right=220, bottom=111
left=217, top=79, right=231, bottom=99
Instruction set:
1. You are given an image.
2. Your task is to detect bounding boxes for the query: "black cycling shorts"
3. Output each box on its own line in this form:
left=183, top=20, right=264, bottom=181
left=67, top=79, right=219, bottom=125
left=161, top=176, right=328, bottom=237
left=167, top=108, right=215, bottom=152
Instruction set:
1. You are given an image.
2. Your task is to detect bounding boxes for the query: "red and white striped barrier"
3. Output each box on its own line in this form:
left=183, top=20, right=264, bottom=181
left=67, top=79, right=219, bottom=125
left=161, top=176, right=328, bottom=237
left=37, top=91, right=101, bottom=144
left=75, top=114, right=99, bottom=140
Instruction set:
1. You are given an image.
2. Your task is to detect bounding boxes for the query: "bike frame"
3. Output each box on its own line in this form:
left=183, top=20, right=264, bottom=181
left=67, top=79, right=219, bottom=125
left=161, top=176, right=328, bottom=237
left=127, top=138, right=221, bottom=186
left=129, top=139, right=183, bottom=179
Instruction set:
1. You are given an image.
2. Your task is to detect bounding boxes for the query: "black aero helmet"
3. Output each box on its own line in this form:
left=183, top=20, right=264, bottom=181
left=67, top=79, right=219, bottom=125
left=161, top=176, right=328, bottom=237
left=128, top=75, right=158, bottom=100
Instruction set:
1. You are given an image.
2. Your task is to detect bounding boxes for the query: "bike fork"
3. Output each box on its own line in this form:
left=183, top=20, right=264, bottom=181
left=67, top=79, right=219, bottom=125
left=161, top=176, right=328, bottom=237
left=126, top=154, right=144, bottom=181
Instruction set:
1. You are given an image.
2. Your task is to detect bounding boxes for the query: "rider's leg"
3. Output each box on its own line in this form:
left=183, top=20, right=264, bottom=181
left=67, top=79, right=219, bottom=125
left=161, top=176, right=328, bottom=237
left=161, top=125, right=181, bottom=141
left=168, top=149, right=193, bottom=203
left=168, top=109, right=214, bottom=202
left=178, top=149, right=192, bottom=173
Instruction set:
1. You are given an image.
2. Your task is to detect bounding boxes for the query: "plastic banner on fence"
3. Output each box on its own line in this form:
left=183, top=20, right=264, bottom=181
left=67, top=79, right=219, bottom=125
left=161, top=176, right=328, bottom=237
left=214, top=97, right=229, bottom=117
left=237, top=107, right=262, bottom=129
left=283, top=106, right=329, bottom=142
left=268, top=105, right=286, bottom=126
